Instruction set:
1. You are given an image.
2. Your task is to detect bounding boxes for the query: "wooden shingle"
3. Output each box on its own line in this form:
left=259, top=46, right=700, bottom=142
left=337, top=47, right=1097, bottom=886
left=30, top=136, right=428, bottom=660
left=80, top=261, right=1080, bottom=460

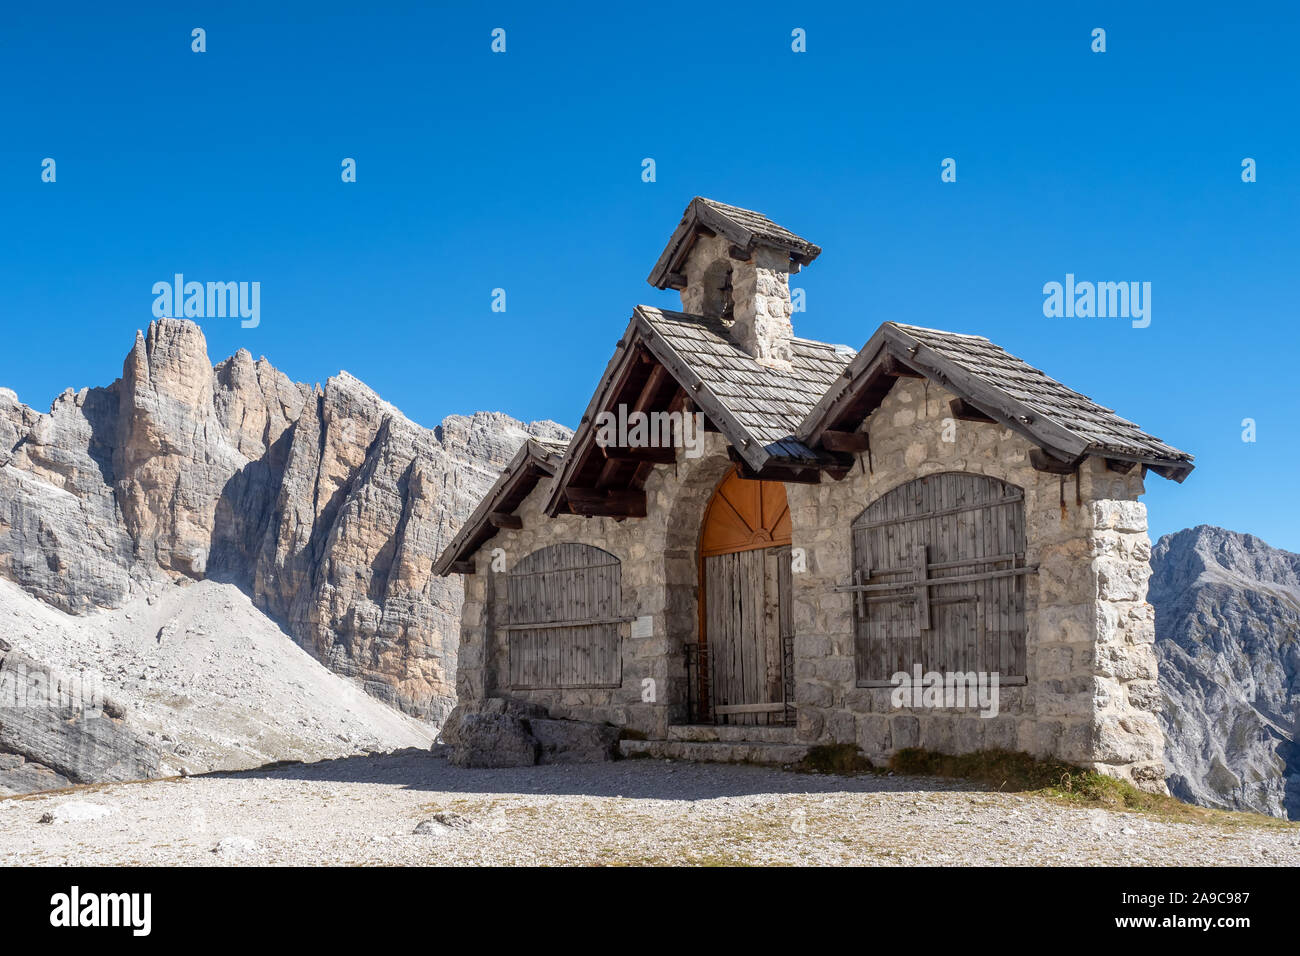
left=647, top=197, right=822, bottom=290
left=799, top=322, right=1194, bottom=481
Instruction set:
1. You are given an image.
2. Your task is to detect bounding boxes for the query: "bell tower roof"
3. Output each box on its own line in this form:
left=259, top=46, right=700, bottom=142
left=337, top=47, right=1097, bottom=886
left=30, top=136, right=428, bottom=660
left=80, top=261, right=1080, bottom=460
left=646, top=197, right=821, bottom=291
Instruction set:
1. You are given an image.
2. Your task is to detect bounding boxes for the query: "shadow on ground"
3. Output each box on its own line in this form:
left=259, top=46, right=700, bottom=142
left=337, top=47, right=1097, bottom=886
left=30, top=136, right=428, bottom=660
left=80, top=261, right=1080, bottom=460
left=212, top=748, right=978, bottom=801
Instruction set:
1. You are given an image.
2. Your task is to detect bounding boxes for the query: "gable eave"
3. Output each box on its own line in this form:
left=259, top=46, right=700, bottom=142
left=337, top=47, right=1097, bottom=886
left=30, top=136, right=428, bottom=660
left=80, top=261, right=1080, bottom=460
left=646, top=214, right=700, bottom=289
left=632, top=307, right=773, bottom=473
left=432, top=440, right=561, bottom=575
left=543, top=309, right=773, bottom=517
left=541, top=316, right=647, bottom=516
left=647, top=197, right=822, bottom=290
left=798, top=322, right=1195, bottom=482
left=882, top=323, right=1092, bottom=460
left=796, top=323, right=1089, bottom=463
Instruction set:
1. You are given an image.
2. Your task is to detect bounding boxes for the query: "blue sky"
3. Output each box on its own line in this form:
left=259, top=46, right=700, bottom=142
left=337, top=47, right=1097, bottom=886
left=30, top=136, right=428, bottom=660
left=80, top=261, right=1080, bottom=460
left=1, top=2, right=1297, bottom=549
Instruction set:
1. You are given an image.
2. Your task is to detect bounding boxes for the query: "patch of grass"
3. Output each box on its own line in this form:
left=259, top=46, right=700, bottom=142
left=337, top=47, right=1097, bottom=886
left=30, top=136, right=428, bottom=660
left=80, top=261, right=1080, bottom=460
left=889, top=748, right=1298, bottom=831
left=795, top=743, right=874, bottom=776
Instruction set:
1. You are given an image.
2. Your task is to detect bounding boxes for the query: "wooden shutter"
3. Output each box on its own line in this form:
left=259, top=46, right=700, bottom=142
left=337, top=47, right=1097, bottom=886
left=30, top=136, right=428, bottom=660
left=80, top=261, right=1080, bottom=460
left=851, top=473, right=1030, bottom=683
left=505, top=543, right=624, bottom=689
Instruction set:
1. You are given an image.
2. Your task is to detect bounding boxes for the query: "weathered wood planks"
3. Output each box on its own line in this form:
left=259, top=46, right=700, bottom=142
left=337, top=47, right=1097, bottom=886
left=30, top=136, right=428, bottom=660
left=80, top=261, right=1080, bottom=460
left=850, top=472, right=1031, bottom=684
left=505, top=543, right=623, bottom=690
left=705, top=542, right=793, bottom=726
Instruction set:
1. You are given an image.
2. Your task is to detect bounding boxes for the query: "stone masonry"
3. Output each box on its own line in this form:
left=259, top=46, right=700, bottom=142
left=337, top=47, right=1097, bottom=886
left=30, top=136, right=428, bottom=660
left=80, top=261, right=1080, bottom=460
left=676, top=233, right=796, bottom=369
left=785, top=376, right=1164, bottom=788
left=455, top=375, right=1166, bottom=788
left=450, top=199, right=1177, bottom=789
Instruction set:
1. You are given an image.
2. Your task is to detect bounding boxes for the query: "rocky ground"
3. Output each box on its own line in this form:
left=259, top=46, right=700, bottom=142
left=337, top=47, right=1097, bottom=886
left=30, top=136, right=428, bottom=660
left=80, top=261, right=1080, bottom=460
left=2, top=753, right=1296, bottom=866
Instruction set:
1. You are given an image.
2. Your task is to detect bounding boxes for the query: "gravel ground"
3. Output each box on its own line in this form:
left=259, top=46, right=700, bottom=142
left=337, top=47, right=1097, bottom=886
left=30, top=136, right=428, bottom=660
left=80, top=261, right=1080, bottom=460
left=2, top=751, right=1297, bottom=866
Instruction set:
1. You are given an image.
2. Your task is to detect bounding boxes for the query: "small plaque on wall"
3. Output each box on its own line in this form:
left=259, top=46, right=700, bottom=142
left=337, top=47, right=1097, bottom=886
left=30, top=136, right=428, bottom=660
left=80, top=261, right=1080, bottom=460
left=631, top=615, right=654, bottom=639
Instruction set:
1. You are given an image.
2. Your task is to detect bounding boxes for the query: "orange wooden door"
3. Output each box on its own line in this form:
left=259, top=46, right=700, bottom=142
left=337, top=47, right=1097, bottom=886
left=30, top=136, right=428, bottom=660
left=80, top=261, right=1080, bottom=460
left=698, top=468, right=793, bottom=724
left=700, top=467, right=792, bottom=557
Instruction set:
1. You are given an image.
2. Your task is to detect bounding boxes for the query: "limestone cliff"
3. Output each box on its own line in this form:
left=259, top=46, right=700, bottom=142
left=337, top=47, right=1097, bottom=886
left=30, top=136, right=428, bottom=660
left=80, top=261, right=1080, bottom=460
left=0, top=319, right=569, bottom=721
left=1152, top=526, right=1300, bottom=819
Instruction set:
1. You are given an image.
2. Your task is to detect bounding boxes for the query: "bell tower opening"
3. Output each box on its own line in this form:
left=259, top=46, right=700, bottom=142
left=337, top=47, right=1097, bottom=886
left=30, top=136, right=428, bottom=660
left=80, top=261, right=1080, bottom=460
left=701, top=259, right=735, bottom=321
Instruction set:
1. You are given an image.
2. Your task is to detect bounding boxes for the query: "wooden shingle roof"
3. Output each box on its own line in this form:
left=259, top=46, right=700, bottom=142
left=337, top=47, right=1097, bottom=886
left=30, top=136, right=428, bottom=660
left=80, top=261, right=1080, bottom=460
left=540, top=306, right=850, bottom=519
left=899, top=324, right=1190, bottom=463
left=799, top=322, right=1194, bottom=481
left=439, top=314, right=1195, bottom=572
left=647, top=197, right=822, bottom=290
left=437, top=200, right=1194, bottom=572
left=639, top=307, right=851, bottom=465
left=431, top=437, right=568, bottom=575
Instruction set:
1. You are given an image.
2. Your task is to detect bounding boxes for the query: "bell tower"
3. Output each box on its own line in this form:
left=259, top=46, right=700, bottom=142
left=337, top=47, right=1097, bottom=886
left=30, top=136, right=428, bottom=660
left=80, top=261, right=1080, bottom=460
left=647, top=198, right=821, bottom=370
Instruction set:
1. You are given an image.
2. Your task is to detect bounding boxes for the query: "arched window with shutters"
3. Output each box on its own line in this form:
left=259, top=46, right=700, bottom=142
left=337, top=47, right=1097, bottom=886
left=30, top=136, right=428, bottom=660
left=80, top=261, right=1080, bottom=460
left=849, top=472, right=1034, bottom=685
left=504, top=543, right=625, bottom=690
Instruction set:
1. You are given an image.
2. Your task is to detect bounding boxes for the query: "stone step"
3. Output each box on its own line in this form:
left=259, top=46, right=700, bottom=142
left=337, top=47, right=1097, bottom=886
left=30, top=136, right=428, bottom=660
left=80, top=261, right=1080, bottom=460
left=666, top=724, right=799, bottom=744
left=619, top=739, right=808, bottom=766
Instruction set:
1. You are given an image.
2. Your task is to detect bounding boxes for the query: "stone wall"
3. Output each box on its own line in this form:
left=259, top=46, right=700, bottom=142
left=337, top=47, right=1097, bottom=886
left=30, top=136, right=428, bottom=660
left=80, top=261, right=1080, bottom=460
left=677, top=234, right=795, bottom=369
left=456, top=434, right=735, bottom=739
left=456, top=377, right=1166, bottom=788
left=784, top=376, right=1164, bottom=788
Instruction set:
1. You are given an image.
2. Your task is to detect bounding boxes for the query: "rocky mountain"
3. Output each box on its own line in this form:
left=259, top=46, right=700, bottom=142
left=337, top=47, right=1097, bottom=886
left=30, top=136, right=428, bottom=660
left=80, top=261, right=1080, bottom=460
left=0, top=318, right=569, bottom=728
left=1152, top=525, right=1300, bottom=819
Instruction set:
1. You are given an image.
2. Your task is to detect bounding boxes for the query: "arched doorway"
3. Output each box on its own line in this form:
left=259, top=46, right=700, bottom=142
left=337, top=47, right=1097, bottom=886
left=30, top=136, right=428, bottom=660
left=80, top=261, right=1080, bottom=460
left=695, top=466, right=794, bottom=725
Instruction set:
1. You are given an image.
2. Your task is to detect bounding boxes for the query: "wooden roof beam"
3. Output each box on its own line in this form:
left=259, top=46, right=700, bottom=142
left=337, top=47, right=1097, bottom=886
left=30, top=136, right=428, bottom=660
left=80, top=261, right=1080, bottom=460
left=882, top=353, right=924, bottom=377
left=593, top=456, right=627, bottom=489
left=433, top=440, right=562, bottom=575
left=809, top=344, right=901, bottom=442
left=728, top=449, right=823, bottom=484
left=821, top=429, right=870, bottom=453
left=630, top=362, right=671, bottom=413
left=487, top=512, right=522, bottom=530
left=1147, top=461, right=1194, bottom=484
left=590, top=359, right=680, bottom=488
left=949, top=398, right=997, bottom=423
left=543, top=326, right=648, bottom=516
left=564, top=488, right=647, bottom=517
left=1029, top=449, right=1081, bottom=475
left=600, top=445, right=677, bottom=463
